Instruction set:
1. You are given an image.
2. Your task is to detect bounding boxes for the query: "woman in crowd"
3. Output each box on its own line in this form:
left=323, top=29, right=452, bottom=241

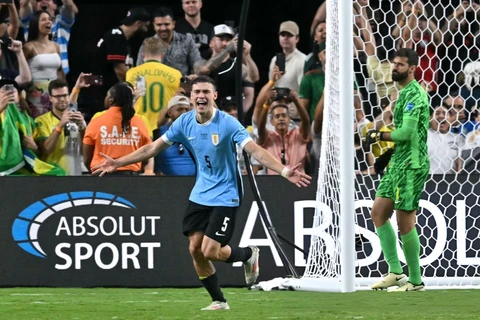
left=23, top=11, right=64, bottom=118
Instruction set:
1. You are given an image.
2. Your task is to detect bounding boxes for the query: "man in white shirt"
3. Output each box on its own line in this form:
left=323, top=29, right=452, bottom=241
left=427, top=104, right=465, bottom=174
left=268, top=21, right=306, bottom=101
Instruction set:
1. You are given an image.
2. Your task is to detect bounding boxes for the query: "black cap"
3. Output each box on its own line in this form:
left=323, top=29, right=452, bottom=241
left=219, top=96, right=236, bottom=110
left=121, top=7, right=150, bottom=26
left=0, top=79, right=19, bottom=90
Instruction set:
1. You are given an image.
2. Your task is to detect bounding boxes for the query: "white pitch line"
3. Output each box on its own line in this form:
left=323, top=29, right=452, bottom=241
left=11, top=293, right=53, bottom=296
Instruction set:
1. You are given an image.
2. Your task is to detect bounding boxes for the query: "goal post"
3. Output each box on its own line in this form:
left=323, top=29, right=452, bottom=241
left=287, top=0, right=356, bottom=292
left=287, top=0, right=480, bottom=292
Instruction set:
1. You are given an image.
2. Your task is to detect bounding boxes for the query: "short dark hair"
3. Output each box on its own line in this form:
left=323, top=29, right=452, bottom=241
left=191, top=75, right=217, bottom=91
left=48, top=79, right=69, bottom=95
left=394, top=48, right=419, bottom=67
left=220, top=96, right=237, bottom=112
left=152, top=6, right=175, bottom=20
left=270, top=103, right=289, bottom=116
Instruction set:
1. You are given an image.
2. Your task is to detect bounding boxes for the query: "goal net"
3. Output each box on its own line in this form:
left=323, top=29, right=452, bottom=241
left=289, top=0, right=480, bottom=291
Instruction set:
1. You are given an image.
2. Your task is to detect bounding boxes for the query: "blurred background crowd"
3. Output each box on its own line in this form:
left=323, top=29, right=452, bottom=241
left=0, top=0, right=479, bottom=177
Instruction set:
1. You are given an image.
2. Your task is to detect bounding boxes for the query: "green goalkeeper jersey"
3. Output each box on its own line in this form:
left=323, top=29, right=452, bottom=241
left=389, top=80, right=430, bottom=170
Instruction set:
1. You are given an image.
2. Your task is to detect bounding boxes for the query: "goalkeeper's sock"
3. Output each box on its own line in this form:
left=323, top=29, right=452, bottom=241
left=225, top=246, right=252, bottom=263
left=200, top=273, right=226, bottom=303
left=401, top=228, right=422, bottom=285
left=377, top=221, right=403, bottom=275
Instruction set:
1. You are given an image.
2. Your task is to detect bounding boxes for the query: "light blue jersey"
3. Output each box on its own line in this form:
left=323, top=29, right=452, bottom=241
left=162, top=109, right=252, bottom=207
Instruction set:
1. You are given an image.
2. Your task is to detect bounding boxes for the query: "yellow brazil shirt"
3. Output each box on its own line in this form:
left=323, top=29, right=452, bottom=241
left=34, top=112, right=68, bottom=172
left=126, top=60, right=182, bottom=132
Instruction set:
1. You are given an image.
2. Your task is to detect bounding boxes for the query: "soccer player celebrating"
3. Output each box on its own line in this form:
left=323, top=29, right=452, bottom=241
left=365, top=48, right=430, bottom=292
left=92, top=75, right=311, bottom=309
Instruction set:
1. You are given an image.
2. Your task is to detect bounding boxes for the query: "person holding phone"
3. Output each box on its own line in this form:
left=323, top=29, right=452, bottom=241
left=0, top=0, right=20, bottom=71
left=34, top=79, right=86, bottom=175
left=195, top=24, right=259, bottom=113
left=0, top=80, right=40, bottom=165
left=0, top=37, right=31, bottom=87
left=268, top=21, right=306, bottom=104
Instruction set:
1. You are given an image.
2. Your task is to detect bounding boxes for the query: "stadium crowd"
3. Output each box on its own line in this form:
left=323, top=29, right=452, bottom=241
left=1, top=0, right=480, bottom=176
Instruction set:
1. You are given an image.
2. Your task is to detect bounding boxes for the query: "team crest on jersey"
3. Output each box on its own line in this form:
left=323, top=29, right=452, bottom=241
left=211, top=133, right=220, bottom=145
left=405, top=102, right=414, bottom=112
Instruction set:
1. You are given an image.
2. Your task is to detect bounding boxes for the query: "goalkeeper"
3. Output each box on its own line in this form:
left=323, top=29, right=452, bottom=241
left=365, top=48, right=430, bottom=292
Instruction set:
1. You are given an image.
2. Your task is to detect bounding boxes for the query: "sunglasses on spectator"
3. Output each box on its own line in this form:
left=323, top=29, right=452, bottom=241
left=178, top=143, right=184, bottom=155
left=281, top=149, right=286, bottom=165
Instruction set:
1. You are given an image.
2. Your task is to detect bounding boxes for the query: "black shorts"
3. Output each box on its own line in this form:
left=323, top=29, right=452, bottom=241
left=182, top=201, right=238, bottom=246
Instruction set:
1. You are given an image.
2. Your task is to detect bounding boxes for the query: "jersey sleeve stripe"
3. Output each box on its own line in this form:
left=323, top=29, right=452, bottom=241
left=239, top=137, right=253, bottom=149
left=161, top=134, right=175, bottom=146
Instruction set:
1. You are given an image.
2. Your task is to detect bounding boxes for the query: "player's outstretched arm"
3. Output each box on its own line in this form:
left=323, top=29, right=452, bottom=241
left=243, top=140, right=312, bottom=187
left=91, top=138, right=170, bottom=176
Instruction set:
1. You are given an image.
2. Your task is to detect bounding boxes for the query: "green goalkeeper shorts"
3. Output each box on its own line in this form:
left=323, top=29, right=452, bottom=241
left=376, top=167, right=429, bottom=211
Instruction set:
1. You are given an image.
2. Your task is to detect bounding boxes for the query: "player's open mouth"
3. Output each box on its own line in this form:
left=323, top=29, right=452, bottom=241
left=197, top=101, right=207, bottom=107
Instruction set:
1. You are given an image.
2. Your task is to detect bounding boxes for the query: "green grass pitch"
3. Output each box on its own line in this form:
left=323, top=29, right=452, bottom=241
left=1, top=287, right=479, bottom=319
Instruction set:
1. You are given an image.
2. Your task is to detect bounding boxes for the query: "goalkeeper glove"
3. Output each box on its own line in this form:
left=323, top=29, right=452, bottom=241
left=365, top=130, right=383, bottom=146
left=374, top=148, right=394, bottom=176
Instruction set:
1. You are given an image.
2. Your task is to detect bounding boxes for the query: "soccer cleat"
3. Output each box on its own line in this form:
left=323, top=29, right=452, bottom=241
left=201, top=301, right=230, bottom=311
left=388, top=281, right=425, bottom=292
left=244, top=245, right=260, bottom=286
left=371, top=273, right=407, bottom=290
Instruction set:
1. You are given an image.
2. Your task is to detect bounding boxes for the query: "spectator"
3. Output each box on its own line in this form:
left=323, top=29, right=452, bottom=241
left=0, top=79, right=67, bottom=176
left=34, top=79, right=86, bottom=175
left=256, top=89, right=310, bottom=175
left=90, top=7, right=150, bottom=118
left=252, top=65, right=298, bottom=133
left=304, top=21, right=326, bottom=74
left=460, top=61, right=480, bottom=112
left=0, top=38, right=31, bottom=86
left=427, top=104, right=465, bottom=174
left=443, top=94, right=477, bottom=136
left=461, top=123, right=480, bottom=173
left=23, top=11, right=64, bottom=118
left=83, top=82, right=153, bottom=175
left=86, top=81, right=152, bottom=146
left=299, top=41, right=325, bottom=121
left=0, top=1, right=20, bottom=70
left=136, top=7, right=201, bottom=77
left=19, top=0, right=78, bottom=75
left=0, top=80, right=36, bottom=155
left=154, top=95, right=195, bottom=176
left=220, top=96, right=238, bottom=119
left=126, top=37, right=182, bottom=136
left=175, top=0, right=214, bottom=60
left=401, top=0, right=442, bottom=94
left=196, top=24, right=259, bottom=113
left=439, top=1, right=480, bottom=96
left=268, top=21, right=306, bottom=95
left=356, top=4, right=398, bottom=106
